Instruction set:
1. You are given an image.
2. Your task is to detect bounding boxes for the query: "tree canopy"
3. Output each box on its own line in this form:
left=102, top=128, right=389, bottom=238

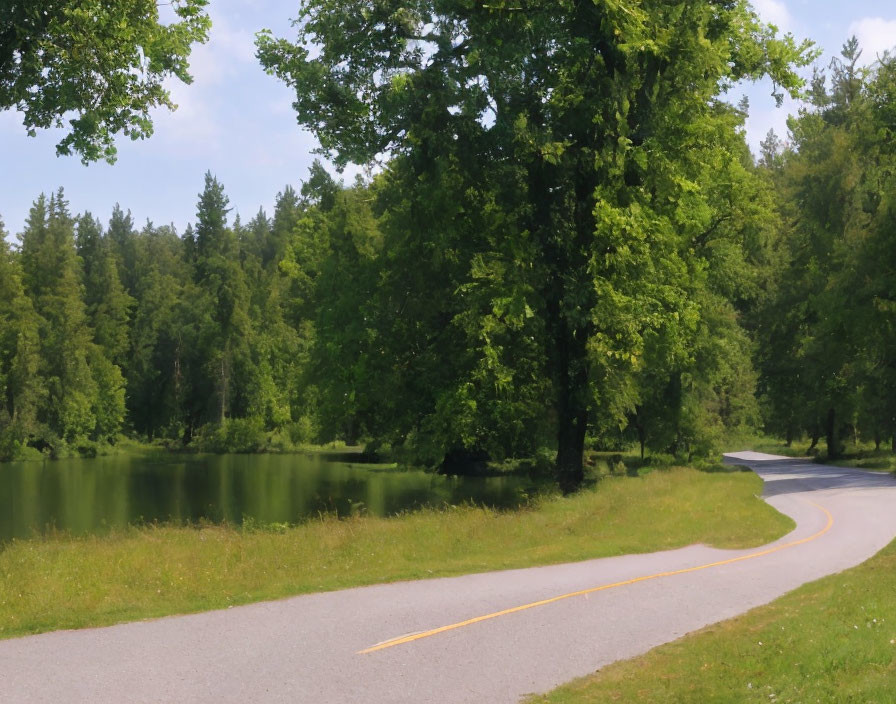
left=0, top=0, right=210, bottom=161
left=258, top=0, right=815, bottom=489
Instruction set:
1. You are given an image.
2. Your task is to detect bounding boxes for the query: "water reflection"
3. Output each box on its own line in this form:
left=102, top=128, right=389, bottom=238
left=0, top=453, right=534, bottom=540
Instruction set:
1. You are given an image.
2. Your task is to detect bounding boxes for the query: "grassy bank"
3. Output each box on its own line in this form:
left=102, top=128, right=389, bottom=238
left=823, top=451, right=896, bottom=473
left=530, top=537, right=896, bottom=703
left=6, top=430, right=367, bottom=463
left=0, top=467, right=791, bottom=640
left=734, top=436, right=810, bottom=458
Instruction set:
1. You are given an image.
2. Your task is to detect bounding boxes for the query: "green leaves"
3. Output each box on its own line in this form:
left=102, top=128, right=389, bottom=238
left=0, top=0, right=210, bottom=162
left=252, top=0, right=819, bottom=479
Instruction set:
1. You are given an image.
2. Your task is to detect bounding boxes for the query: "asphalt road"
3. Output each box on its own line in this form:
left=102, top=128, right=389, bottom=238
left=3, top=452, right=896, bottom=703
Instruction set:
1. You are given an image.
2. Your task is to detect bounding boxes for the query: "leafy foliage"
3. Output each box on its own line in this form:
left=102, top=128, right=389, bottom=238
left=258, top=0, right=814, bottom=488
left=756, top=41, right=896, bottom=458
left=0, top=0, right=210, bottom=161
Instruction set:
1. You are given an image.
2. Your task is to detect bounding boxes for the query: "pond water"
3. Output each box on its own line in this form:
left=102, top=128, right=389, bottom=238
left=0, top=452, right=536, bottom=541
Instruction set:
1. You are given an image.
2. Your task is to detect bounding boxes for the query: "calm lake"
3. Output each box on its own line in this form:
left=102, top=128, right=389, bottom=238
left=0, top=452, right=535, bottom=541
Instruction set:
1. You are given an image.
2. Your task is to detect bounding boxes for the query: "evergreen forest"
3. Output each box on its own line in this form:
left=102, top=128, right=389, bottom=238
left=2, top=1, right=896, bottom=493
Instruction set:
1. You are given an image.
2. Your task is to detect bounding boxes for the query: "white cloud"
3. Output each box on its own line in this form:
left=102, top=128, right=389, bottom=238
left=752, top=0, right=792, bottom=32
left=147, top=7, right=259, bottom=156
left=267, top=96, right=295, bottom=116
left=848, top=18, right=896, bottom=65
left=154, top=82, right=224, bottom=153
left=182, top=11, right=257, bottom=87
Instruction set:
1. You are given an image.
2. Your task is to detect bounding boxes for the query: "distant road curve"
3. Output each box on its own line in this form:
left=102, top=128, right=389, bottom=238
left=3, top=452, right=896, bottom=703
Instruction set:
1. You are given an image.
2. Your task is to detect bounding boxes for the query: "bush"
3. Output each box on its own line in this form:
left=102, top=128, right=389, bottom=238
left=287, top=415, right=317, bottom=446
left=27, top=428, right=66, bottom=458
left=193, top=418, right=267, bottom=454
left=0, top=425, right=24, bottom=462
left=75, top=440, right=99, bottom=458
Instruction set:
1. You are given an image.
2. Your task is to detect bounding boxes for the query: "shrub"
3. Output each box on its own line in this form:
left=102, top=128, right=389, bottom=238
left=193, top=418, right=267, bottom=454
left=287, top=415, right=317, bottom=446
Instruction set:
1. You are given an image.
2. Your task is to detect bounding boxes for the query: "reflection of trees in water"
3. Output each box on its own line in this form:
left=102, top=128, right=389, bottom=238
left=0, top=454, right=533, bottom=540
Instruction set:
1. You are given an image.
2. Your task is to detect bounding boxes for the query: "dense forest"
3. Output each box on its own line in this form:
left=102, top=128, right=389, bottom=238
left=2, top=0, right=895, bottom=491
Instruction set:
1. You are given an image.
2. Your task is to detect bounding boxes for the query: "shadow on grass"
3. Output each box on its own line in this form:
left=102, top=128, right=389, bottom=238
left=812, top=449, right=896, bottom=472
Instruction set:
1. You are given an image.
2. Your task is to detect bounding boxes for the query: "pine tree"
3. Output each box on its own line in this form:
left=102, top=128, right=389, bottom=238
left=106, top=204, right=139, bottom=294
left=191, top=173, right=251, bottom=429
left=125, top=222, right=197, bottom=439
left=19, top=191, right=125, bottom=447
left=76, top=214, right=135, bottom=367
left=20, top=192, right=97, bottom=445
left=0, top=219, right=43, bottom=459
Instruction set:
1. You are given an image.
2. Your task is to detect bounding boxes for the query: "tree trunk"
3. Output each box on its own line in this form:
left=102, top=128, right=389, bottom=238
left=219, top=344, right=230, bottom=425
left=825, top=407, right=840, bottom=460
left=345, top=417, right=358, bottom=446
left=527, top=129, right=595, bottom=494
left=553, top=305, right=589, bottom=493
left=556, top=406, right=587, bottom=494
left=807, top=432, right=819, bottom=452
left=632, top=406, right=647, bottom=460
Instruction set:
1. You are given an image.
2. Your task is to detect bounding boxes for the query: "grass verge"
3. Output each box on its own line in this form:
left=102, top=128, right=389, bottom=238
left=732, top=436, right=810, bottom=458
left=823, top=452, right=896, bottom=473
left=529, top=538, right=896, bottom=704
left=0, top=467, right=791, bottom=640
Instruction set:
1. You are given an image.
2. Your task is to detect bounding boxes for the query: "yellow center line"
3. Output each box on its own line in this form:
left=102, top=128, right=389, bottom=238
left=358, top=500, right=834, bottom=655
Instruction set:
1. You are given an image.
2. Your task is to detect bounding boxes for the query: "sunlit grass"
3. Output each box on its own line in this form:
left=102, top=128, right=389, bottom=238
left=0, top=468, right=792, bottom=640
left=733, top=435, right=810, bottom=458
left=530, top=538, right=896, bottom=703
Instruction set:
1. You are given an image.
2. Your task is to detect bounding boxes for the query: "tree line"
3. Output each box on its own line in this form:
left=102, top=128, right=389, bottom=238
left=0, top=144, right=769, bottom=473
left=757, top=39, right=896, bottom=458
left=2, top=0, right=895, bottom=490
left=0, top=165, right=343, bottom=460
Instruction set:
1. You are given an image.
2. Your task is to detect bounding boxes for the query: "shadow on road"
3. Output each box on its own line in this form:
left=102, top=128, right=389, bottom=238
left=724, top=457, right=896, bottom=498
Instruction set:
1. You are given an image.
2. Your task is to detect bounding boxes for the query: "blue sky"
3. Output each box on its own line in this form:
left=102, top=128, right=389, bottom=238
left=2, top=0, right=895, bottom=239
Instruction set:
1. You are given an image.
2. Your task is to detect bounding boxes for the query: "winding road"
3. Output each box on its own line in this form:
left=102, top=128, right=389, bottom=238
left=3, top=452, right=896, bottom=703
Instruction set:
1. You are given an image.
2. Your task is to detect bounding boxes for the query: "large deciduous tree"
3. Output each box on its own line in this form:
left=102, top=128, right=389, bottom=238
left=259, top=0, right=813, bottom=489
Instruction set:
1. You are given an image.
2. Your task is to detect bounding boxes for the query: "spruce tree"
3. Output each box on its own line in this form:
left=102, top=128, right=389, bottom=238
left=0, top=219, right=43, bottom=459
left=19, top=191, right=125, bottom=447
left=76, top=214, right=135, bottom=368
left=106, top=204, right=139, bottom=294
left=192, top=173, right=251, bottom=428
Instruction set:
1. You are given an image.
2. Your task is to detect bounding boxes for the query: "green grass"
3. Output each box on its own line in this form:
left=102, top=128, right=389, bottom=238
left=0, top=467, right=792, bottom=640
left=823, top=451, right=896, bottom=473
left=529, top=538, right=896, bottom=704
left=734, top=436, right=810, bottom=458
